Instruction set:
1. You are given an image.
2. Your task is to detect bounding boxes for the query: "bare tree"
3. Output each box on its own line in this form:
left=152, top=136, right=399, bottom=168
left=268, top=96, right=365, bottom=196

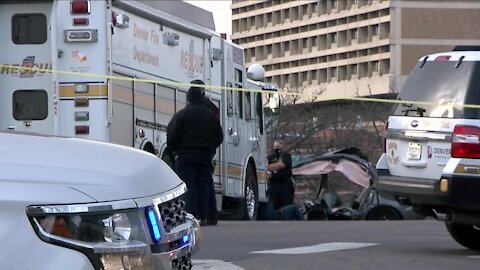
left=265, top=86, right=396, bottom=164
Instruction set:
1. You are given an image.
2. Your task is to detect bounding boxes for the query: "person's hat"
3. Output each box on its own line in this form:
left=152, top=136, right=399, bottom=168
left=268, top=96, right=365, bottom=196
left=187, top=79, right=205, bottom=102
left=189, top=80, right=205, bottom=92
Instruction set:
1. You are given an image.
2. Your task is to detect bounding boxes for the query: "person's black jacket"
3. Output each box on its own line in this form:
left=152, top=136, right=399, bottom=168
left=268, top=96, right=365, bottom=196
left=167, top=102, right=223, bottom=154
left=201, top=96, right=220, bottom=121
left=267, top=150, right=292, bottom=183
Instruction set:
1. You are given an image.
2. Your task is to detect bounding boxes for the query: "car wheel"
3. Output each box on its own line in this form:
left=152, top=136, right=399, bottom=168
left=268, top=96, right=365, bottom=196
left=445, top=222, right=480, bottom=250
left=366, top=207, right=402, bottom=220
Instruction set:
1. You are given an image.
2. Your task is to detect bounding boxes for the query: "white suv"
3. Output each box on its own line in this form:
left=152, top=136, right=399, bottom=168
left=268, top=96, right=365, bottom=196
left=376, top=47, right=480, bottom=250
left=0, top=131, right=199, bottom=269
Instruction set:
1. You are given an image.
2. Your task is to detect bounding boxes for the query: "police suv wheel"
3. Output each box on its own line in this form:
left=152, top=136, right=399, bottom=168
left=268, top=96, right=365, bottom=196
left=445, top=222, right=480, bottom=250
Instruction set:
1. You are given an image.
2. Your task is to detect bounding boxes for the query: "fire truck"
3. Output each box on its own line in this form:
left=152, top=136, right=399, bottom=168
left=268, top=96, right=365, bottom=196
left=0, top=0, right=279, bottom=220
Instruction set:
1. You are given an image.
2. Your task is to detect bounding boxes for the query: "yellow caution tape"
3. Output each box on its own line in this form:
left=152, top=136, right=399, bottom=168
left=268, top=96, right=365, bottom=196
left=1, top=64, right=480, bottom=109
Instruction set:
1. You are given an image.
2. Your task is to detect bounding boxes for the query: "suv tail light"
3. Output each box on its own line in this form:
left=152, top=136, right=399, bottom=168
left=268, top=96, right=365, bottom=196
left=451, top=125, right=480, bottom=158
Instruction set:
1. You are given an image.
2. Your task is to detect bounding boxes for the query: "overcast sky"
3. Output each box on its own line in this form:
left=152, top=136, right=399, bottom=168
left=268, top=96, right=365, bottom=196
left=185, top=0, right=232, bottom=39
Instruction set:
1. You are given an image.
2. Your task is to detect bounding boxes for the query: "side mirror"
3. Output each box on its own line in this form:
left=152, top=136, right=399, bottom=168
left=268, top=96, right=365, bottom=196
left=269, top=93, right=280, bottom=114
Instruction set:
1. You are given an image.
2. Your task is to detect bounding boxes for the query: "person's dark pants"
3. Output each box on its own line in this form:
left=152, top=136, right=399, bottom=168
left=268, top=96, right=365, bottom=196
left=207, top=174, right=217, bottom=221
left=264, top=202, right=304, bottom=220
left=207, top=157, right=218, bottom=222
left=175, top=151, right=213, bottom=220
left=278, top=204, right=305, bottom=220
left=268, top=180, right=294, bottom=210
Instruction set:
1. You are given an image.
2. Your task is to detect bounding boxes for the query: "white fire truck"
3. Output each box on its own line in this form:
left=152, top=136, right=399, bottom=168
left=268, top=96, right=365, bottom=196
left=0, top=0, right=279, bottom=220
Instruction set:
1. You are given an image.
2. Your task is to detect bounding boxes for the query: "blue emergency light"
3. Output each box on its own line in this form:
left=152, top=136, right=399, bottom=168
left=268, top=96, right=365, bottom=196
left=181, top=234, right=189, bottom=245
left=146, top=208, right=161, bottom=242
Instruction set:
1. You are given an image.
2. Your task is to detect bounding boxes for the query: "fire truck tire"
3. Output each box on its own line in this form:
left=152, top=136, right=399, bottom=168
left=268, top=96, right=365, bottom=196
left=142, top=142, right=155, bottom=155
left=445, top=222, right=480, bottom=250
left=240, top=165, right=258, bottom=220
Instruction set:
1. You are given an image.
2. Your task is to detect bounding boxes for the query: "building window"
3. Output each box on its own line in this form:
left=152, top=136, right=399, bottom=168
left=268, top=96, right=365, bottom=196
left=352, top=28, right=358, bottom=40
left=372, top=24, right=379, bottom=36
left=331, top=32, right=337, bottom=44
left=331, top=67, right=338, bottom=79
left=332, top=0, right=338, bottom=9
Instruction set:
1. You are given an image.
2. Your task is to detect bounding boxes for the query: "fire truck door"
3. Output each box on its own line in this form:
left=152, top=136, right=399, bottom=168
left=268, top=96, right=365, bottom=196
left=133, top=81, right=155, bottom=151
left=209, top=98, right=222, bottom=186
left=225, top=84, right=241, bottom=183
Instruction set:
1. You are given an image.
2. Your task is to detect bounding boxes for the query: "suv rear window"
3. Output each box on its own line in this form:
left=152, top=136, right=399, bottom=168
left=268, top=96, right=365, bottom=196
left=12, top=14, right=47, bottom=44
left=393, top=60, right=480, bottom=119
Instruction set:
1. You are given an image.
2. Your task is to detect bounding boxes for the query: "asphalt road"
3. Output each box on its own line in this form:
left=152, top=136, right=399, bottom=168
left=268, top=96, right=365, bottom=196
left=192, top=220, right=480, bottom=270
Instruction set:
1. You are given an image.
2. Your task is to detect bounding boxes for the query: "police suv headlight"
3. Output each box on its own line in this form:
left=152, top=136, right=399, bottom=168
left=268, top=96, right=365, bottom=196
left=27, top=203, right=155, bottom=270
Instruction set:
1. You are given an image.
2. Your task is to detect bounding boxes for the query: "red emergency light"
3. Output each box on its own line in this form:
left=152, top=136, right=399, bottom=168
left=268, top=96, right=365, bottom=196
left=73, top=18, right=89, bottom=26
left=71, top=0, right=90, bottom=15
left=75, top=125, right=90, bottom=135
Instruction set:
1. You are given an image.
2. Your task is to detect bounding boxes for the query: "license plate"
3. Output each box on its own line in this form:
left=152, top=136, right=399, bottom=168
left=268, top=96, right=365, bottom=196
left=407, top=142, right=422, bottom=160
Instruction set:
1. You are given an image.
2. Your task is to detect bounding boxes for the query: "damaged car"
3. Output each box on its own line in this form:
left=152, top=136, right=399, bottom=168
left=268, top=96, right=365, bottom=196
left=292, top=148, right=424, bottom=220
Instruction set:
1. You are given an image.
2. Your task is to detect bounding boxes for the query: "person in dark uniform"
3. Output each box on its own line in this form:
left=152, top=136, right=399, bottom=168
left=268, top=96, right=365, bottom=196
left=167, top=84, right=223, bottom=226
left=189, top=79, right=220, bottom=225
left=267, top=139, right=295, bottom=210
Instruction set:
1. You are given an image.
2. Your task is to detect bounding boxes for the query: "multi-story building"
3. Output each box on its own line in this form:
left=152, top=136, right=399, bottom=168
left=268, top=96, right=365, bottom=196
left=231, top=0, right=480, bottom=101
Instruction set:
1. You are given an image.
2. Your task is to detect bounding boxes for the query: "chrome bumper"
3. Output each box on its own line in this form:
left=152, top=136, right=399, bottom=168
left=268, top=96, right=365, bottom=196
left=151, top=214, right=200, bottom=269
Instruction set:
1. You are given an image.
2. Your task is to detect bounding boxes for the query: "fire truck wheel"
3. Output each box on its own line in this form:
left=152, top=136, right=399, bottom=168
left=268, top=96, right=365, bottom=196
left=242, top=165, right=258, bottom=220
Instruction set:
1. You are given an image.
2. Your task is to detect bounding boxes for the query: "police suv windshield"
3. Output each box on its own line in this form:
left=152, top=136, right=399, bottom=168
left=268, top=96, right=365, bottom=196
left=393, top=60, right=480, bottom=119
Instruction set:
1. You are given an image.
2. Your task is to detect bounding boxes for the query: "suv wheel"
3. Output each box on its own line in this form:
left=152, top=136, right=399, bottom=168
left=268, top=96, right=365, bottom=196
left=445, top=222, right=480, bottom=250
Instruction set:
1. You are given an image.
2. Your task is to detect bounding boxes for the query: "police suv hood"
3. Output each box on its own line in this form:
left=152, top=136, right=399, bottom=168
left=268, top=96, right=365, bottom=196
left=0, top=132, right=182, bottom=204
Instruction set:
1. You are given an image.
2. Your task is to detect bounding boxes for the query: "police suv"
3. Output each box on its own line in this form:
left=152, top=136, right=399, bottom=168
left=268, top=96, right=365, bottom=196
left=0, top=131, right=199, bottom=269
left=376, top=47, right=480, bottom=250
